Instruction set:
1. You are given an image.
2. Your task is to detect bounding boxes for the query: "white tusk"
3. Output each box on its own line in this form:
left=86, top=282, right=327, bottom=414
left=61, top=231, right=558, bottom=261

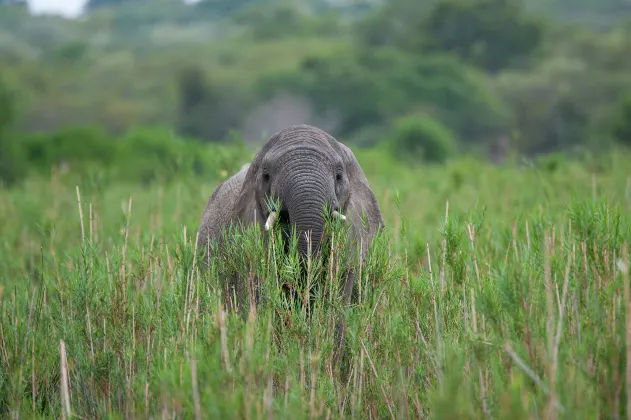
left=332, top=210, right=347, bottom=221
left=265, top=211, right=278, bottom=231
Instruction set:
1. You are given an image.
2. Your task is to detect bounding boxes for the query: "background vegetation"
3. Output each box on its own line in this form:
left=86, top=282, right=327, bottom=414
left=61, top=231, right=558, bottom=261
left=1, top=0, right=631, bottom=418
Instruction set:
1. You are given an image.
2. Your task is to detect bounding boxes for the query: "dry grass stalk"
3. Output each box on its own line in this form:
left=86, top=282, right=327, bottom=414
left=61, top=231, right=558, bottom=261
left=622, top=244, right=630, bottom=420
left=76, top=186, right=85, bottom=244
left=218, top=295, right=232, bottom=373
left=60, top=340, right=71, bottom=419
left=426, top=242, right=443, bottom=383
left=190, top=344, right=202, bottom=420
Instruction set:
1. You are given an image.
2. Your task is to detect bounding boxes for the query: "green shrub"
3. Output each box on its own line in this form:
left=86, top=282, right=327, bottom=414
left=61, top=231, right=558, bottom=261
left=385, top=114, right=458, bottom=164
left=0, top=74, right=26, bottom=186
left=421, top=0, right=545, bottom=72
left=115, top=126, right=206, bottom=184
left=0, top=134, right=26, bottom=187
left=21, top=125, right=116, bottom=174
left=534, top=151, right=567, bottom=173
left=114, top=126, right=250, bottom=184
left=4, top=123, right=252, bottom=186
left=609, top=93, right=631, bottom=146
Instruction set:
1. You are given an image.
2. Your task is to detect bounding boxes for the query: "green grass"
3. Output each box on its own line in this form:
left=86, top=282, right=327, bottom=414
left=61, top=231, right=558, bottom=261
left=1, top=147, right=631, bottom=418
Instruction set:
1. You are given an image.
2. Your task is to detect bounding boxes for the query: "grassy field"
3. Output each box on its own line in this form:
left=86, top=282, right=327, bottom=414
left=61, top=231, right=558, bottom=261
left=1, top=146, right=631, bottom=419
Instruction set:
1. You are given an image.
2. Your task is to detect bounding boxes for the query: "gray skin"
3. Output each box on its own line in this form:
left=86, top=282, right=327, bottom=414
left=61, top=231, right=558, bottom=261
left=196, top=124, right=384, bottom=357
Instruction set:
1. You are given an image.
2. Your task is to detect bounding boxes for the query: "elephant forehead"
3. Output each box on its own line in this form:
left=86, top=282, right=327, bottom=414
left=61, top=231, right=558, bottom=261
left=265, top=142, right=337, bottom=163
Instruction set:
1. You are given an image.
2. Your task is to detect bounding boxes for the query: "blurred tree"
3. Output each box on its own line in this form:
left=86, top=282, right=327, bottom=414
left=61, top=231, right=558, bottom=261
left=0, top=75, right=25, bottom=185
left=0, top=79, right=14, bottom=132
left=175, top=65, right=253, bottom=142
left=421, top=0, right=545, bottom=72
left=86, top=0, right=145, bottom=12
left=195, top=0, right=263, bottom=19
left=232, top=1, right=342, bottom=39
left=609, top=94, right=631, bottom=146
left=354, top=0, right=545, bottom=72
left=318, top=0, right=376, bottom=17
left=256, top=46, right=511, bottom=143
left=494, top=20, right=631, bottom=155
left=353, top=0, right=437, bottom=48
left=385, top=113, right=458, bottom=164
left=526, top=0, right=631, bottom=30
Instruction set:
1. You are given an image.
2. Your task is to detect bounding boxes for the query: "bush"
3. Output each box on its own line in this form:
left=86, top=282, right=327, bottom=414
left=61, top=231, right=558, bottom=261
left=494, top=54, right=631, bottom=155
left=421, top=0, right=545, bottom=72
left=2, top=123, right=252, bottom=186
left=385, top=113, right=458, bottom=164
left=20, top=125, right=116, bottom=174
left=0, top=134, right=26, bottom=187
left=175, top=65, right=254, bottom=142
left=0, top=74, right=26, bottom=186
left=113, top=126, right=248, bottom=184
left=609, top=93, right=631, bottom=146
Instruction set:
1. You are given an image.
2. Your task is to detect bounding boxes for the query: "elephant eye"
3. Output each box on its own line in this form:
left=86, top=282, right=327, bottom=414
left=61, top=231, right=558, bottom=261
left=336, top=173, right=343, bottom=182
left=262, top=173, right=270, bottom=183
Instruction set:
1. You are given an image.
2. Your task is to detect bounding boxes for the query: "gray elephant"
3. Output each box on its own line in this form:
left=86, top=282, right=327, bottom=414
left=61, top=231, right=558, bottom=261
left=196, top=124, right=384, bottom=356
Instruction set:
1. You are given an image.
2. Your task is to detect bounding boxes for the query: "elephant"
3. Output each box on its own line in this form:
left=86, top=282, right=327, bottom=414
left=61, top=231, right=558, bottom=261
left=196, top=124, right=384, bottom=362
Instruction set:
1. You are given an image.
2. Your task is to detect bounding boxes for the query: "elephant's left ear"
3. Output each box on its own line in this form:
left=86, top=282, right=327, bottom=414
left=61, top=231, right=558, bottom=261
left=335, top=142, right=385, bottom=238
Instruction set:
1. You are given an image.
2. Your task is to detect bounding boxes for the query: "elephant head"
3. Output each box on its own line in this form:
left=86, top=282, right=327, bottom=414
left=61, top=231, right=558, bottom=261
left=231, top=124, right=383, bottom=263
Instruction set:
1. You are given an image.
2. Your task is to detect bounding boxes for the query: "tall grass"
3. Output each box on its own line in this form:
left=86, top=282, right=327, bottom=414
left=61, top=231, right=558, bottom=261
left=0, top=150, right=630, bottom=418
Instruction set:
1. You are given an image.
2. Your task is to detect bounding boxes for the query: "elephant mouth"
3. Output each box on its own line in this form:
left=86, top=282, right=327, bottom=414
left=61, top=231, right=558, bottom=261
left=277, top=209, right=290, bottom=225
left=277, top=210, right=292, bottom=254
left=264, top=208, right=292, bottom=252
left=268, top=209, right=317, bottom=257
left=264, top=205, right=347, bottom=257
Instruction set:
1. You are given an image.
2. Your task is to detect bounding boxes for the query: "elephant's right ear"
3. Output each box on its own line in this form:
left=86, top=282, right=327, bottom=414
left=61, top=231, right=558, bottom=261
left=333, top=140, right=385, bottom=240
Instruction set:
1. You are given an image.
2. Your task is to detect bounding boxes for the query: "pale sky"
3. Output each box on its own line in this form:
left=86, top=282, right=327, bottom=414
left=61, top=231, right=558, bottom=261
left=26, top=0, right=201, bottom=18
left=28, top=0, right=87, bottom=18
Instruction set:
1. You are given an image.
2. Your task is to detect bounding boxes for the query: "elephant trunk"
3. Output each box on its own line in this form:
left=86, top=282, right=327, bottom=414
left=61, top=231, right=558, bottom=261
left=288, top=197, right=327, bottom=260
left=280, top=166, right=332, bottom=261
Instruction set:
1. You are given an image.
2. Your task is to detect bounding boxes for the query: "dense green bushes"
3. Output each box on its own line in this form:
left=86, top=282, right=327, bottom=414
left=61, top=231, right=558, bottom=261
left=384, top=113, right=458, bottom=164
left=0, top=75, right=24, bottom=186
left=1, top=125, right=249, bottom=186
left=609, top=93, right=631, bottom=146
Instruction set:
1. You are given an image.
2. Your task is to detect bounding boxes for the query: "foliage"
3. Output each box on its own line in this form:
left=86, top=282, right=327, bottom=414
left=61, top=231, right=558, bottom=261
left=0, top=124, right=250, bottom=186
left=85, top=0, right=132, bottom=12
left=256, top=46, right=511, bottom=142
left=493, top=27, right=631, bottom=154
left=0, top=74, right=25, bottom=186
left=352, top=0, right=437, bottom=48
left=526, top=0, right=631, bottom=29
left=194, top=0, right=263, bottom=19
left=608, top=93, right=631, bottom=146
left=0, top=75, right=15, bottom=131
left=2, top=0, right=631, bottom=158
left=175, top=65, right=255, bottom=142
left=385, top=113, right=458, bottom=164
left=420, top=0, right=546, bottom=72
left=233, top=1, right=343, bottom=40
left=354, top=0, right=546, bottom=73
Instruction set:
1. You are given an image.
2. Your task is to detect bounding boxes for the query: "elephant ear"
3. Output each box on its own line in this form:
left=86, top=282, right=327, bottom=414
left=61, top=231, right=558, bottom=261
left=231, top=130, right=286, bottom=228
left=333, top=141, right=385, bottom=256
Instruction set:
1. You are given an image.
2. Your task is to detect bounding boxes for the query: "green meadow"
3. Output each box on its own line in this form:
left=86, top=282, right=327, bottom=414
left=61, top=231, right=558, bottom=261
left=1, top=146, right=630, bottom=418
